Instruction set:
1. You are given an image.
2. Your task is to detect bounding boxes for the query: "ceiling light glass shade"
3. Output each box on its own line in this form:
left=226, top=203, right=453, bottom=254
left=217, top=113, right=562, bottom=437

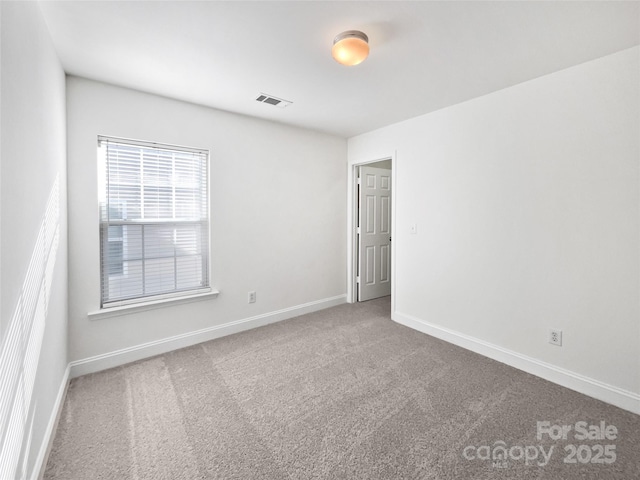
left=332, top=30, right=369, bottom=66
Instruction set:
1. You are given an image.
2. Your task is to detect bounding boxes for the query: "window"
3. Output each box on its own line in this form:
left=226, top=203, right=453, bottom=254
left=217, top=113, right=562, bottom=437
left=98, top=136, right=210, bottom=308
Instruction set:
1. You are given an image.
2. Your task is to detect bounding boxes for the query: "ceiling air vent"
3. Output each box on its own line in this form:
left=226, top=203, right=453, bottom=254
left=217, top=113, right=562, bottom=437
left=256, top=93, right=292, bottom=109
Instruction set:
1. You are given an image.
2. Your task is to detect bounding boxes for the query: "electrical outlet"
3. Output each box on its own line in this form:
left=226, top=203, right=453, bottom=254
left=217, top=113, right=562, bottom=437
left=248, top=291, right=256, bottom=303
left=409, top=223, right=417, bottom=234
left=549, top=329, right=562, bottom=346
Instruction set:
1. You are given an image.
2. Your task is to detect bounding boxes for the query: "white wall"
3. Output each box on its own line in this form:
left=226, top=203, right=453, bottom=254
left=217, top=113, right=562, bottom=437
left=66, top=77, right=347, bottom=365
left=0, top=2, right=68, bottom=479
left=349, top=47, right=640, bottom=411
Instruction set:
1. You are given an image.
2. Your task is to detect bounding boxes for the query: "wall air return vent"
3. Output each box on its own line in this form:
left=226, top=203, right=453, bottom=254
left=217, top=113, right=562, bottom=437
left=255, top=93, right=293, bottom=108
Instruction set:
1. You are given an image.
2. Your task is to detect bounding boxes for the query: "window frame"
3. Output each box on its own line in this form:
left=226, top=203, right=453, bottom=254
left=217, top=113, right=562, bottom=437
left=97, top=135, right=212, bottom=309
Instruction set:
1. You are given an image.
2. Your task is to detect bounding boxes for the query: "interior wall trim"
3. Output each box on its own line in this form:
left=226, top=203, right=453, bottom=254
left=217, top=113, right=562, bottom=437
left=32, top=364, right=70, bottom=480
left=69, top=294, right=347, bottom=379
left=393, top=310, right=640, bottom=415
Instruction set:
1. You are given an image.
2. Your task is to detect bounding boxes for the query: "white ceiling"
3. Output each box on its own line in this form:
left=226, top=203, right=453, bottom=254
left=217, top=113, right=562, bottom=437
left=39, top=1, right=640, bottom=138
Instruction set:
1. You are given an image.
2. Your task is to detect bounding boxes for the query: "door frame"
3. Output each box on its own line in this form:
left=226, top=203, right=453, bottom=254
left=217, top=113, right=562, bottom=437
left=347, top=152, right=396, bottom=306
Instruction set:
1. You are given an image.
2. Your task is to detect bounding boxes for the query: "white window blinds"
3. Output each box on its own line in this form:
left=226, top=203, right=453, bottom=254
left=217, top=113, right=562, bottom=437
left=98, top=136, right=210, bottom=308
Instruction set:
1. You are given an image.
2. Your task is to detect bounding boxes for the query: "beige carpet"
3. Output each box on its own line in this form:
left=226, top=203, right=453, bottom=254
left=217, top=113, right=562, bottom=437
left=44, top=297, right=640, bottom=479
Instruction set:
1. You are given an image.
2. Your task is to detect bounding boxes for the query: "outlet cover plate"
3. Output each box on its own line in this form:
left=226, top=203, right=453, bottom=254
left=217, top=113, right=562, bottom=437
left=549, top=329, right=562, bottom=346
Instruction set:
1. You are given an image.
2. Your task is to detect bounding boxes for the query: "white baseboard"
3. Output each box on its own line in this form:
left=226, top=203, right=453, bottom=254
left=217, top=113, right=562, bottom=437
left=32, top=364, right=70, bottom=480
left=70, top=294, right=347, bottom=378
left=393, top=311, right=640, bottom=416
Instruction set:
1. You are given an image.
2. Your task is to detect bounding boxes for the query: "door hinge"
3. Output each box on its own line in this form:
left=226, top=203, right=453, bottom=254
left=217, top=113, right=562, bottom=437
left=356, top=276, right=360, bottom=284
left=357, top=177, right=361, bottom=185
left=357, top=227, right=361, bottom=234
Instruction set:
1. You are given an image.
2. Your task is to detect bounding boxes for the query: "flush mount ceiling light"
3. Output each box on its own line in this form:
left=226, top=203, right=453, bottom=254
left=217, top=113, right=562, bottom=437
left=332, top=30, right=369, bottom=66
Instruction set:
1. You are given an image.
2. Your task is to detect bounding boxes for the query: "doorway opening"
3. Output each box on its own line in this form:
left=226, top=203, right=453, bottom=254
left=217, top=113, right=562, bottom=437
left=348, top=158, right=393, bottom=304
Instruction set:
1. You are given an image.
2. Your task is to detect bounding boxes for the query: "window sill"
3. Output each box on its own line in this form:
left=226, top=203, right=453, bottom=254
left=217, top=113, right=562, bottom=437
left=88, top=289, right=220, bottom=320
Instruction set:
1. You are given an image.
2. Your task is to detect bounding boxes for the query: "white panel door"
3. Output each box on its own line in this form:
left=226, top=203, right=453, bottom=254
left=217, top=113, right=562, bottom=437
left=358, top=166, right=391, bottom=301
